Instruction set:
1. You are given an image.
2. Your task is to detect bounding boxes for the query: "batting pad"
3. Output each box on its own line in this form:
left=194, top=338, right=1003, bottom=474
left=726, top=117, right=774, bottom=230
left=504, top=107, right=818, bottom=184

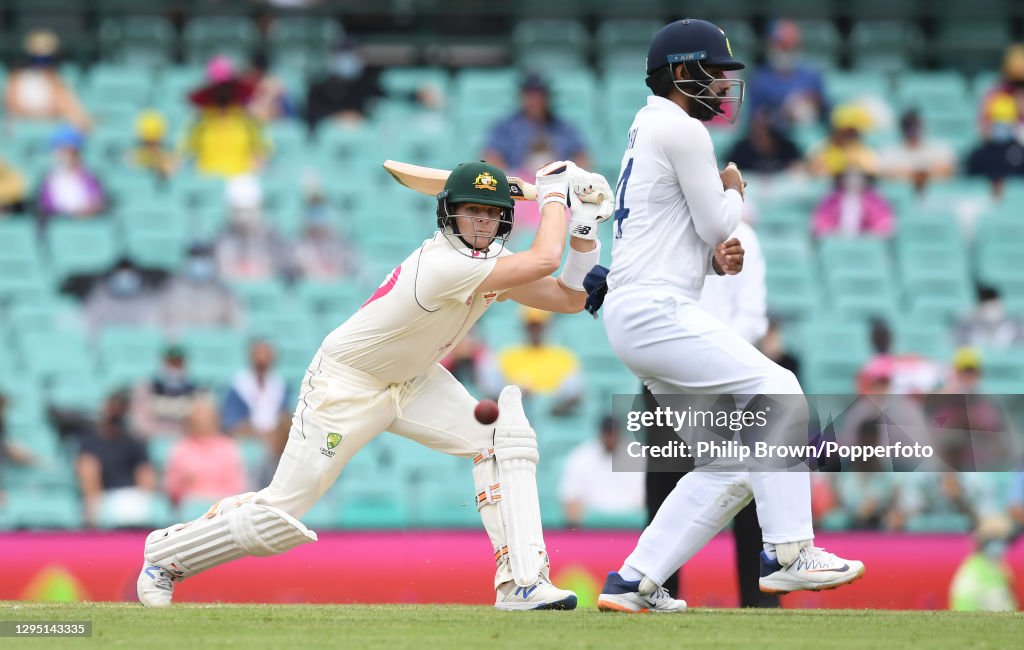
left=492, top=386, right=547, bottom=587
left=145, top=495, right=318, bottom=578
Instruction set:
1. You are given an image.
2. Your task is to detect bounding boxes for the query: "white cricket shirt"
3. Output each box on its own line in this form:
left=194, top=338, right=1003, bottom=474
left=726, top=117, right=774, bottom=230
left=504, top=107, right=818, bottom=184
left=607, top=95, right=744, bottom=301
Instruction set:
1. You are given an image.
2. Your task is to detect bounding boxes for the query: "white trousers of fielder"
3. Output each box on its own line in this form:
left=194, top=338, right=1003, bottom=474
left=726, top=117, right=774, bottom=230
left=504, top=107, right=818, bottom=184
left=603, top=285, right=814, bottom=586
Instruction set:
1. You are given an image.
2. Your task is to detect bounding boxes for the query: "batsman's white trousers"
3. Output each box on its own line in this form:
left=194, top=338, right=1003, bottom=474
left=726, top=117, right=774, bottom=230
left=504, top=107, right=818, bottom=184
left=603, top=285, right=814, bottom=585
left=257, top=350, right=493, bottom=518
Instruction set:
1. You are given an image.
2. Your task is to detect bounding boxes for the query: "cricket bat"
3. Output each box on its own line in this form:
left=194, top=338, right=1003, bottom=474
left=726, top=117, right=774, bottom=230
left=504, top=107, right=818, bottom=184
left=382, top=160, right=606, bottom=204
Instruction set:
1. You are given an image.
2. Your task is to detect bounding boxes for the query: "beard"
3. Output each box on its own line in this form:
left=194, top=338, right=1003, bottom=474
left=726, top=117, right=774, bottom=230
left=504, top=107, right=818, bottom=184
left=690, top=98, right=722, bottom=122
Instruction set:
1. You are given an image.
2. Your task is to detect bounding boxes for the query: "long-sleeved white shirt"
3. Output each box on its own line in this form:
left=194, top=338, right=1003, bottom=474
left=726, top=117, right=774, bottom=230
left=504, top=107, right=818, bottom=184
left=697, top=220, right=768, bottom=344
left=607, top=95, right=744, bottom=300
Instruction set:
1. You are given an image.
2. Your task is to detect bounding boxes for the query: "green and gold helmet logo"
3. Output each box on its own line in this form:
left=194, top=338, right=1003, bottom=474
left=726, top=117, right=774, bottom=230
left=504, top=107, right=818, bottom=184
left=473, top=172, right=498, bottom=191
left=723, top=31, right=733, bottom=57
left=327, top=432, right=342, bottom=450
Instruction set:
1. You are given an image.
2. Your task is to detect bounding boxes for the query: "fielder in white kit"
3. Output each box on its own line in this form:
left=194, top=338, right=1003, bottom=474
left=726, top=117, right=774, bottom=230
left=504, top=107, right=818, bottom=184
left=137, top=160, right=614, bottom=610
left=595, top=19, right=864, bottom=613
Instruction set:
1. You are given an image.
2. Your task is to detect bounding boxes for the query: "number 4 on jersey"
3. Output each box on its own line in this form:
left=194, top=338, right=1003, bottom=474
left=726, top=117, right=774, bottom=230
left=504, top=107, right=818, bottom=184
left=614, top=158, right=633, bottom=239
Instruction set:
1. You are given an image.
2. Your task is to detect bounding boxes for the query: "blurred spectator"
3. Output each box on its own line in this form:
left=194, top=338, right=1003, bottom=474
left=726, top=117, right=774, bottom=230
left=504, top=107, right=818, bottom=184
left=856, top=320, right=944, bottom=395
left=879, top=109, right=956, bottom=194
left=744, top=20, right=828, bottom=131
left=949, top=515, right=1018, bottom=611
left=966, top=95, right=1024, bottom=198
left=955, top=285, right=1024, bottom=349
left=84, top=258, right=161, bottom=338
left=725, top=108, right=803, bottom=175
left=183, top=57, right=269, bottom=177
left=811, top=166, right=894, bottom=238
left=808, top=104, right=879, bottom=177
left=559, top=415, right=644, bottom=527
left=944, top=348, right=986, bottom=394
left=291, top=177, right=356, bottom=281
left=888, top=470, right=995, bottom=532
left=1010, top=472, right=1024, bottom=529
left=130, top=345, right=203, bottom=439
left=493, top=308, right=582, bottom=416
left=158, top=241, right=243, bottom=337
left=0, top=156, right=28, bottom=214
left=698, top=217, right=767, bottom=344
left=215, top=176, right=292, bottom=282
left=37, top=125, right=106, bottom=220
left=440, top=327, right=503, bottom=398
left=128, top=110, right=178, bottom=181
left=242, top=51, right=294, bottom=122
left=75, top=391, right=157, bottom=527
left=0, top=393, right=36, bottom=508
left=977, top=44, right=1024, bottom=142
left=222, top=339, right=290, bottom=439
left=820, top=413, right=900, bottom=530
left=758, top=317, right=800, bottom=377
left=305, top=38, right=383, bottom=129
left=483, top=73, right=590, bottom=173
left=164, top=397, right=247, bottom=507
left=3, top=29, right=90, bottom=130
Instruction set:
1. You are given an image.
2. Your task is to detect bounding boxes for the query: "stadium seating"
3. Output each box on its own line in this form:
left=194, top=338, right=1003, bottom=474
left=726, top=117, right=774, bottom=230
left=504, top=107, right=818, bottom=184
left=1, top=6, right=1023, bottom=535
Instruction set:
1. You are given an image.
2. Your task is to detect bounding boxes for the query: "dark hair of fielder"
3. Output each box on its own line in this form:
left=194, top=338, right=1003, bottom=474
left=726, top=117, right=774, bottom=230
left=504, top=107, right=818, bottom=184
left=646, top=65, right=678, bottom=98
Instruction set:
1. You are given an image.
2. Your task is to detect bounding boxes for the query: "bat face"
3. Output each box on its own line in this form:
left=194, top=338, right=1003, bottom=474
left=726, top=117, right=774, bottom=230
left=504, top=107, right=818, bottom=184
left=383, top=160, right=537, bottom=201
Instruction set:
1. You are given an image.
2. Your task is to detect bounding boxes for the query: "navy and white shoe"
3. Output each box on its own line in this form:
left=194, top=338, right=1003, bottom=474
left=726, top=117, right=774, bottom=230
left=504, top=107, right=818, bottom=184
left=759, top=547, right=865, bottom=595
left=597, top=572, right=687, bottom=613
left=495, top=576, right=577, bottom=610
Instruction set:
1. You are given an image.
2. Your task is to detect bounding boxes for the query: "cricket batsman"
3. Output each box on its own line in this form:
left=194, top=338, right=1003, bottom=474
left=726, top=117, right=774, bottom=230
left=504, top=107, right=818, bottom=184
left=137, top=160, right=613, bottom=610
left=593, top=19, right=865, bottom=613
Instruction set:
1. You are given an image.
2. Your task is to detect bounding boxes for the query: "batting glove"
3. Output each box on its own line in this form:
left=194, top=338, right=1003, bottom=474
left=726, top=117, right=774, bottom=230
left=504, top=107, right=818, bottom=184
left=568, top=171, right=614, bottom=240
left=535, top=160, right=577, bottom=208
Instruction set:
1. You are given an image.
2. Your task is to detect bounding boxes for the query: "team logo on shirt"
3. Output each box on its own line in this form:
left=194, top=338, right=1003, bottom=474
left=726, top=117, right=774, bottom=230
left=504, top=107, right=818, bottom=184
left=321, top=432, right=343, bottom=458
left=482, top=291, right=498, bottom=306
left=473, top=172, right=498, bottom=191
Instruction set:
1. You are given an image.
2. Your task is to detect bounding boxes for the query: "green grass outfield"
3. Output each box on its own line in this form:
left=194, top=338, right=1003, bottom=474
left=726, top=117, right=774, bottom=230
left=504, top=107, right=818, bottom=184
left=0, top=603, right=1020, bottom=649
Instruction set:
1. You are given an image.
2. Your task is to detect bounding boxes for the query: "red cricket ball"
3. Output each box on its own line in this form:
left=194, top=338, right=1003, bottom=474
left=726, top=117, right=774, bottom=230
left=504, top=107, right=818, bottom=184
left=474, top=399, right=500, bottom=425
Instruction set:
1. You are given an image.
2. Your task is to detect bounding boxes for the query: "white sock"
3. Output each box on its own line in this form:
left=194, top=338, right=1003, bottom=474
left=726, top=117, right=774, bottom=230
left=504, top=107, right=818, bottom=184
left=763, top=543, right=777, bottom=561
left=619, top=564, right=644, bottom=582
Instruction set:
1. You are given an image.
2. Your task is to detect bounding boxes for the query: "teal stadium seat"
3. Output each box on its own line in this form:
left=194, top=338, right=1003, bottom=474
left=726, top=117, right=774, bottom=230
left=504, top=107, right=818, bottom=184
left=933, top=20, right=1012, bottom=73
left=98, top=325, right=165, bottom=388
left=99, top=16, right=175, bottom=66
left=793, top=20, right=842, bottom=70
left=0, top=219, right=51, bottom=303
left=183, top=16, right=259, bottom=64
left=892, top=318, right=954, bottom=361
left=46, top=219, right=120, bottom=280
left=452, top=68, right=522, bottom=151
left=595, top=20, right=660, bottom=73
left=19, top=330, right=94, bottom=384
left=2, top=488, right=83, bottom=529
left=848, top=22, right=924, bottom=71
left=513, top=19, right=590, bottom=71
left=177, top=327, right=246, bottom=390
left=86, top=63, right=154, bottom=107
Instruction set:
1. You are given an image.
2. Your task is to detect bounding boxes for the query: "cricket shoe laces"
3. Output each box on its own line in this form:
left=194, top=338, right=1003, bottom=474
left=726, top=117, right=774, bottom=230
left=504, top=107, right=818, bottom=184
left=639, top=577, right=688, bottom=612
left=759, top=546, right=865, bottom=595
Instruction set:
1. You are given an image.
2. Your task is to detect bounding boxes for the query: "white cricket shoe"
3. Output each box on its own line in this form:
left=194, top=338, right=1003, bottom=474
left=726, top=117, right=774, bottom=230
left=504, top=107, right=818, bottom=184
left=495, top=575, right=577, bottom=610
left=759, top=546, right=865, bottom=595
left=596, top=573, right=688, bottom=613
left=136, top=529, right=184, bottom=607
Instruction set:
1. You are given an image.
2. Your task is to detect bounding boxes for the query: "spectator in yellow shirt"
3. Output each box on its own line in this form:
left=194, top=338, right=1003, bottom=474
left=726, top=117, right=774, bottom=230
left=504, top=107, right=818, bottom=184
left=496, top=307, right=582, bottom=416
left=183, top=57, right=268, bottom=177
left=808, top=103, right=879, bottom=177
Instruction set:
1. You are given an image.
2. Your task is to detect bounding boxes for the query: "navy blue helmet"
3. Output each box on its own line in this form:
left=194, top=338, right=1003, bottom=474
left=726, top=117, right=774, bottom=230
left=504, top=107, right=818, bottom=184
left=646, top=18, right=746, bottom=123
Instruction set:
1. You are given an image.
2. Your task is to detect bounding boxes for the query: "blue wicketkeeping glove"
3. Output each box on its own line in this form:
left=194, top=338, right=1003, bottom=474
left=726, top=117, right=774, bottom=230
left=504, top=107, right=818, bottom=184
left=583, top=264, right=609, bottom=318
